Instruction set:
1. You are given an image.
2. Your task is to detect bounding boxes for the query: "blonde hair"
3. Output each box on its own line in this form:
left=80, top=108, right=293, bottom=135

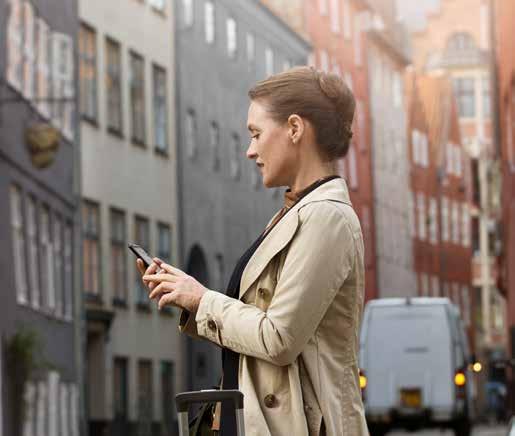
left=248, top=66, right=355, bottom=161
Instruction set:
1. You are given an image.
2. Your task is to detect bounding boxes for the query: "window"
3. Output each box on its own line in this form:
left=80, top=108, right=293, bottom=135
left=356, top=100, right=366, bottom=151
left=429, top=197, right=438, bottom=244
left=51, top=33, right=74, bottom=138
left=411, top=130, right=420, bottom=164
left=204, top=1, right=215, bottom=44
left=27, top=196, right=40, bottom=309
left=82, top=201, right=101, bottom=298
left=432, top=276, right=440, bottom=297
left=482, top=76, right=491, bottom=119
left=330, top=0, right=340, bottom=33
left=462, top=203, right=470, bottom=247
left=23, top=381, right=36, bottom=436
left=342, top=0, right=351, bottom=40
left=246, top=33, right=255, bottom=63
left=479, top=4, right=489, bottom=49
left=182, top=0, right=193, bottom=27
left=185, top=109, right=197, bottom=158
left=134, top=216, right=150, bottom=306
left=319, top=50, right=329, bottom=72
left=209, top=121, right=220, bottom=170
left=446, top=143, right=454, bottom=174
left=453, top=77, right=475, bottom=118
left=22, top=1, right=35, bottom=99
left=454, top=145, right=462, bottom=177
left=110, top=209, right=127, bottom=304
left=226, top=18, right=237, bottom=58
left=79, top=23, right=97, bottom=121
left=417, top=193, right=426, bottom=240
left=41, top=206, right=55, bottom=310
left=319, top=0, right=328, bottom=15
left=265, top=47, right=274, bottom=77
left=447, top=33, right=476, bottom=52
left=161, top=362, right=176, bottom=434
left=114, top=358, right=129, bottom=422
left=105, top=37, right=123, bottom=133
left=153, top=65, right=168, bottom=152
left=461, top=286, right=471, bottom=327
left=452, top=201, right=460, bottom=244
left=230, top=133, right=241, bottom=180
left=53, top=215, right=64, bottom=317
left=130, top=51, right=146, bottom=145
left=348, top=145, right=358, bottom=189
left=408, top=191, right=416, bottom=238
left=36, top=18, right=51, bottom=118
left=10, top=185, right=28, bottom=305
left=138, top=360, right=153, bottom=426
left=64, top=223, right=73, bottom=320
left=6, top=0, right=23, bottom=91
left=157, top=223, right=171, bottom=263
left=419, top=273, right=429, bottom=296
left=353, top=15, right=362, bottom=66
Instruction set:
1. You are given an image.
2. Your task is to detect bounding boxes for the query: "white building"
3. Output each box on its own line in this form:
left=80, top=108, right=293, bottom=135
left=79, top=0, right=180, bottom=433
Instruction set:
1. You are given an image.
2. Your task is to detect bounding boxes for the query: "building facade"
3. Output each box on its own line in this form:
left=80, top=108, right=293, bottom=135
left=78, top=0, right=180, bottom=434
left=406, top=70, right=474, bottom=345
left=364, top=0, right=418, bottom=298
left=408, top=0, right=506, bottom=355
left=174, top=0, right=310, bottom=391
left=495, top=0, right=515, bottom=411
left=1, top=0, right=81, bottom=434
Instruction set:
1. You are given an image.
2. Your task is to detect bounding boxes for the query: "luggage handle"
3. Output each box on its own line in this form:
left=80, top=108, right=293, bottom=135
left=175, top=389, right=245, bottom=436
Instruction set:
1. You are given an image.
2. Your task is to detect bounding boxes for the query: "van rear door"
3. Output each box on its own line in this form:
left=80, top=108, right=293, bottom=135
left=363, top=304, right=454, bottom=413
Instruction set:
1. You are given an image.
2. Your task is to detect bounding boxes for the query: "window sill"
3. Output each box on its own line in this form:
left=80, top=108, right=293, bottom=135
left=132, top=137, right=147, bottom=148
left=154, top=146, right=169, bottom=158
left=112, top=297, right=128, bottom=309
left=136, top=301, right=152, bottom=312
left=85, top=292, right=103, bottom=305
left=107, top=126, right=124, bottom=140
left=81, top=114, right=99, bottom=128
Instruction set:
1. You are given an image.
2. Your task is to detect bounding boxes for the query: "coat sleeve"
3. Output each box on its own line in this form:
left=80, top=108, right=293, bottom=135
left=194, top=201, right=357, bottom=366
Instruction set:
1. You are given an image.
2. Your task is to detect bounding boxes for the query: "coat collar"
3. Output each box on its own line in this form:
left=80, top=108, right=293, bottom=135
left=239, top=178, right=352, bottom=299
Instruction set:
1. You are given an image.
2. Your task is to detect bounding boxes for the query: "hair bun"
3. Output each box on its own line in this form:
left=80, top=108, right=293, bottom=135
left=316, top=71, right=354, bottom=122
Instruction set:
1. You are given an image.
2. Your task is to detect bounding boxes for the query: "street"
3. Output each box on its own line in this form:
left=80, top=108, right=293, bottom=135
left=388, top=424, right=508, bottom=436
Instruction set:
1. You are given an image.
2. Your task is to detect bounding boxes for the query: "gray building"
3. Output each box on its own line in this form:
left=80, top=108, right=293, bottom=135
left=0, top=0, right=81, bottom=435
left=174, top=0, right=311, bottom=390
left=364, top=0, right=418, bottom=297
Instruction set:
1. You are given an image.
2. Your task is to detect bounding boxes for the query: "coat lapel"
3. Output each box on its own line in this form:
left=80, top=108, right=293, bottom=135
left=238, top=178, right=352, bottom=300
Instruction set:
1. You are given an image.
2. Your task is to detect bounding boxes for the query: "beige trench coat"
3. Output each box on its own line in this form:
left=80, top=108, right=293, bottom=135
left=180, top=178, right=369, bottom=436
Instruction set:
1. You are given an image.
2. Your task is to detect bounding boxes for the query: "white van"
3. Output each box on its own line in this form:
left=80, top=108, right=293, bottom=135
left=359, top=297, right=475, bottom=436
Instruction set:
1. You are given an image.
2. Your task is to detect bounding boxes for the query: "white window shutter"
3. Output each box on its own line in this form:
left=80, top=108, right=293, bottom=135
left=7, top=0, right=24, bottom=91
left=63, top=35, right=75, bottom=140
left=36, top=18, right=51, bottom=118
left=23, top=2, right=35, bottom=99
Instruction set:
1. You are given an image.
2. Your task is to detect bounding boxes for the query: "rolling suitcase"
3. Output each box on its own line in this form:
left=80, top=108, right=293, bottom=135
left=176, top=389, right=245, bottom=436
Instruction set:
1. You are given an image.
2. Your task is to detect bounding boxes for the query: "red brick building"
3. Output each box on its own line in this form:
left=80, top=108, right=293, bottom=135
left=261, top=0, right=378, bottom=301
left=495, top=0, right=515, bottom=393
left=406, top=70, right=475, bottom=347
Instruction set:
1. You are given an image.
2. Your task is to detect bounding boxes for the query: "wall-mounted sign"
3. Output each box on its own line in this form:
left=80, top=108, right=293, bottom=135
left=25, top=123, right=61, bottom=169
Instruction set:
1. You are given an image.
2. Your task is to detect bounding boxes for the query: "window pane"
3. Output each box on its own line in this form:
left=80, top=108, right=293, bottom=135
left=153, top=65, right=168, bottom=151
left=106, top=38, right=122, bottom=132
left=10, top=185, right=28, bottom=304
left=227, top=18, right=237, bottom=57
left=205, top=2, right=215, bottom=44
left=27, top=196, right=40, bottom=308
left=114, top=358, right=128, bottom=419
left=79, top=24, right=97, bottom=120
left=138, top=361, right=153, bottom=429
left=64, top=223, right=73, bottom=319
left=130, top=52, right=146, bottom=144
left=135, top=216, right=149, bottom=304
left=186, top=109, right=197, bottom=158
left=157, top=223, right=171, bottom=262
left=111, top=210, right=127, bottom=302
left=161, top=362, right=176, bottom=432
left=82, top=201, right=100, bottom=297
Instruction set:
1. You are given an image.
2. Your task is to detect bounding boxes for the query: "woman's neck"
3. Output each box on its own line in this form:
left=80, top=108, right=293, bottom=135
left=289, top=160, right=338, bottom=193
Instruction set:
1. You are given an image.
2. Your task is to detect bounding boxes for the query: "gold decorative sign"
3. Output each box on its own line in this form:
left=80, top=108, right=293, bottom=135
left=25, top=123, right=61, bottom=169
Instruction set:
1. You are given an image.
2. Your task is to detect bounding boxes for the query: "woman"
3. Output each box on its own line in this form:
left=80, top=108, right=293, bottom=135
left=137, top=66, right=369, bottom=436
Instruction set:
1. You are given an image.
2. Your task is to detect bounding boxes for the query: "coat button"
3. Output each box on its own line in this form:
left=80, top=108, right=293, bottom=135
left=207, top=320, right=217, bottom=331
left=264, top=394, right=277, bottom=408
left=257, top=288, right=268, bottom=299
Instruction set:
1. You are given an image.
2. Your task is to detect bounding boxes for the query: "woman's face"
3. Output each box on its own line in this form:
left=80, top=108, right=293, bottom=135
left=246, top=100, right=297, bottom=188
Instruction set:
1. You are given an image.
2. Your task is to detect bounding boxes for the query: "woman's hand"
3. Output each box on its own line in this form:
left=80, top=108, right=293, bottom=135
left=142, top=258, right=208, bottom=312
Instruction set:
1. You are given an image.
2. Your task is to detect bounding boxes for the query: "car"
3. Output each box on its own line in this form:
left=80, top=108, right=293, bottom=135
left=359, top=297, right=475, bottom=436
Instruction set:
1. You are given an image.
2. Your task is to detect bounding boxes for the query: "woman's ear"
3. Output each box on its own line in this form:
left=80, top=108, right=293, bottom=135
left=287, top=114, right=304, bottom=144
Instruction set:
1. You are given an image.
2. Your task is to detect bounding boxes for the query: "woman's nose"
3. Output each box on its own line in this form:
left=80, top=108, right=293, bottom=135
left=246, top=142, right=257, bottom=160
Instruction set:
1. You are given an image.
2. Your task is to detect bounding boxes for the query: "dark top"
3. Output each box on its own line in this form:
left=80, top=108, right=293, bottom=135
left=220, top=176, right=340, bottom=435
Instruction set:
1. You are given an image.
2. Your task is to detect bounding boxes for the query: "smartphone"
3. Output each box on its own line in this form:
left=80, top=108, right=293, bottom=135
left=128, top=243, right=154, bottom=268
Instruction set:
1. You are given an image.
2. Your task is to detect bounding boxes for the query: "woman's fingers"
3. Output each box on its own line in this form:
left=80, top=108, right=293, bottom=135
left=158, top=291, right=179, bottom=310
left=155, top=259, right=186, bottom=277
left=143, top=273, right=178, bottom=284
left=136, top=259, right=146, bottom=275
left=149, top=281, right=175, bottom=300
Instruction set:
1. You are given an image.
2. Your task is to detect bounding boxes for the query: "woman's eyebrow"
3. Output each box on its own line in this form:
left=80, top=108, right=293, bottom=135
left=247, top=124, right=259, bottom=132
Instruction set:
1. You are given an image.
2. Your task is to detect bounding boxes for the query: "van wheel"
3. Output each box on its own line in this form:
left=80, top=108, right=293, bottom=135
left=452, top=418, right=471, bottom=436
left=368, top=423, right=388, bottom=436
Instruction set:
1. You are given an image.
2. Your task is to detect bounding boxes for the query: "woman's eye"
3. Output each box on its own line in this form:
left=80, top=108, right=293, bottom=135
left=252, top=134, right=260, bottom=140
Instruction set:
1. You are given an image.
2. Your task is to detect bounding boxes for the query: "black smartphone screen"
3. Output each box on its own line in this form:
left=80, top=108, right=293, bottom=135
left=128, top=243, right=154, bottom=268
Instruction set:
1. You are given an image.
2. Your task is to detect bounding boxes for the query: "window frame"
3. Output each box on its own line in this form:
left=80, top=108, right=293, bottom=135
left=105, top=36, right=123, bottom=136
left=152, top=63, right=169, bottom=154
left=129, top=50, right=146, bottom=146
left=79, top=22, right=98, bottom=123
